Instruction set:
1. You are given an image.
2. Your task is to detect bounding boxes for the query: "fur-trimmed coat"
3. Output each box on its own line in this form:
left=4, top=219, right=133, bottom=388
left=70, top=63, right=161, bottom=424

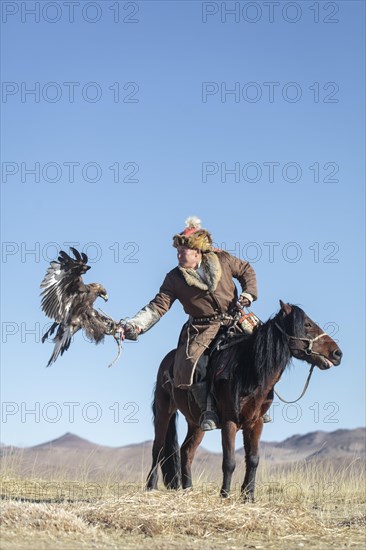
left=148, top=250, right=257, bottom=387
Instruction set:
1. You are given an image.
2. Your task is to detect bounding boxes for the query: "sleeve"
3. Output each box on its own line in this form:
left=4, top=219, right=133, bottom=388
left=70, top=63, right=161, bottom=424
left=148, top=273, right=177, bottom=316
left=128, top=273, right=177, bottom=333
left=225, top=253, right=258, bottom=301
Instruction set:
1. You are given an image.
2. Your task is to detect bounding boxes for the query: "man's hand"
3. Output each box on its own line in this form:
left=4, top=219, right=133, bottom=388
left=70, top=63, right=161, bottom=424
left=239, top=295, right=251, bottom=308
left=116, top=322, right=141, bottom=341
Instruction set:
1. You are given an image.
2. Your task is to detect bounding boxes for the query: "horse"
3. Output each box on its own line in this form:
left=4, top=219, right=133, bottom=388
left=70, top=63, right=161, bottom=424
left=146, top=301, right=342, bottom=501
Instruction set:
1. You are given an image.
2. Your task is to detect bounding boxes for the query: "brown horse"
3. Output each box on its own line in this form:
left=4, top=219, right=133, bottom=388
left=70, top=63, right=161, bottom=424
left=146, top=301, right=342, bottom=500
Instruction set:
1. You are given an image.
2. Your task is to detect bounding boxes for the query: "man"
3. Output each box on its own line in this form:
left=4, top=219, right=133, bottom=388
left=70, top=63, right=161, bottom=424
left=123, top=217, right=258, bottom=430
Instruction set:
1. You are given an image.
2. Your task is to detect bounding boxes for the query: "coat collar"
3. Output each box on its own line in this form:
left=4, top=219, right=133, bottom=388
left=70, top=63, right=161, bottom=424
left=178, top=252, right=222, bottom=292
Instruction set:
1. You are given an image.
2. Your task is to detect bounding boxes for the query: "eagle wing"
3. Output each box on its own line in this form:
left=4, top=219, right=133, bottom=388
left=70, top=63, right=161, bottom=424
left=40, top=247, right=90, bottom=323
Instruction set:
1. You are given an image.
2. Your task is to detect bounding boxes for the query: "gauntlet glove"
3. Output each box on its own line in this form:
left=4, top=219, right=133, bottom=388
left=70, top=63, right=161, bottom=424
left=239, top=293, right=253, bottom=308
left=122, top=322, right=140, bottom=341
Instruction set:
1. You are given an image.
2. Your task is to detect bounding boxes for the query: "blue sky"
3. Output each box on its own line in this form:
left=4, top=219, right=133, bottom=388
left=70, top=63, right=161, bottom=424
left=1, top=0, right=365, bottom=452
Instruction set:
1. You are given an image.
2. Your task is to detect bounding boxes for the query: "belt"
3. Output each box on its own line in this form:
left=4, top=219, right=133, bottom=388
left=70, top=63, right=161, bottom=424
left=190, top=312, right=234, bottom=325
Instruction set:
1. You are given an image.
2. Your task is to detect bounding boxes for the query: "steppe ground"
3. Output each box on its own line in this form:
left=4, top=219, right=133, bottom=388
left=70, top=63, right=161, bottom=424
left=1, top=459, right=365, bottom=549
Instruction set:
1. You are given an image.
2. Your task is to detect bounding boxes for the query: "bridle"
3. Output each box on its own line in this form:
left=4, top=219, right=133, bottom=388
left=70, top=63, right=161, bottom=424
left=272, top=321, right=330, bottom=404
left=274, top=322, right=327, bottom=357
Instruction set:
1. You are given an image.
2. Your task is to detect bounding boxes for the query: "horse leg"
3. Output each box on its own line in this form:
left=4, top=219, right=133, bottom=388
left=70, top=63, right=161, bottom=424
left=146, top=416, right=171, bottom=490
left=180, top=424, right=205, bottom=490
left=220, top=420, right=238, bottom=498
left=146, top=388, right=177, bottom=491
left=160, top=411, right=181, bottom=489
left=241, top=419, right=263, bottom=502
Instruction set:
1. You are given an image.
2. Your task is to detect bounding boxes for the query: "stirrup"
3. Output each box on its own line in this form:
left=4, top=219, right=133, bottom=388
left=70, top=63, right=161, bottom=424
left=199, top=410, right=219, bottom=431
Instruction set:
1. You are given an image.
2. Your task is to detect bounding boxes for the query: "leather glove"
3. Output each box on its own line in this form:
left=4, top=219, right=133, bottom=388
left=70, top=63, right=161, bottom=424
left=121, top=322, right=141, bottom=341
left=239, top=295, right=251, bottom=308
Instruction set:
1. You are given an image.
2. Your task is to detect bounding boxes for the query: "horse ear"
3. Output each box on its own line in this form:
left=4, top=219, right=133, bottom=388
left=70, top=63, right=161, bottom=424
left=279, top=300, right=292, bottom=315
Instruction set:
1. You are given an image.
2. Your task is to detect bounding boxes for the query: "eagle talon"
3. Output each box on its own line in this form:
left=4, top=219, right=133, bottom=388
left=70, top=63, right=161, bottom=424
left=114, top=324, right=125, bottom=342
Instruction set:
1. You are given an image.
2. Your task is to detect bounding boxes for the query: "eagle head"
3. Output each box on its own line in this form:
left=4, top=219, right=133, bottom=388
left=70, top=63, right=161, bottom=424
left=89, top=283, right=108, bottom=302
left=98, top=285, right=108, bottom=302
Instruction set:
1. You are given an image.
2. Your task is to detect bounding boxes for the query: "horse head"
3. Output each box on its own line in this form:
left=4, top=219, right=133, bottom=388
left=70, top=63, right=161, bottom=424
left=277, top=300, right=342, bottom=370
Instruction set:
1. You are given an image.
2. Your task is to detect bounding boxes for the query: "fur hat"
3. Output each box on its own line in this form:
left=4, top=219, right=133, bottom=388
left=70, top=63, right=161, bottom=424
left=172, top=216, right=213, bottom=252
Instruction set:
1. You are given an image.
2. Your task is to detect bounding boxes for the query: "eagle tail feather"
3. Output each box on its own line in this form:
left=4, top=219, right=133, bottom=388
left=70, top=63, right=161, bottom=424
left=42, top=322, right=58, bottom=343
left=46, top=324, right=73, bottom=367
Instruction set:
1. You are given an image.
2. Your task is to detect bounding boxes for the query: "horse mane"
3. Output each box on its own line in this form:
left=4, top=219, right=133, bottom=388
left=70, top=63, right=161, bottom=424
left=215, top=304, right=307, bottom=397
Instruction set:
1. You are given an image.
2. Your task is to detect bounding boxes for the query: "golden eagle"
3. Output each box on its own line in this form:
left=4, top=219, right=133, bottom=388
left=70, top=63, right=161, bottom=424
left=40, top=247, right=117, bottom=366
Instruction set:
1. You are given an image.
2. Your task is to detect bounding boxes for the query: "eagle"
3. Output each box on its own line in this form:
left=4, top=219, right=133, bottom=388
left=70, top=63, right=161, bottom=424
left=40, top=247, right=117, bottom=367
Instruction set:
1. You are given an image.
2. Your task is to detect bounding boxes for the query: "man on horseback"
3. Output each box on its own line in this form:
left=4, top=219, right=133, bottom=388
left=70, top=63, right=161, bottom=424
left=122, top=217, right=258, bottom=430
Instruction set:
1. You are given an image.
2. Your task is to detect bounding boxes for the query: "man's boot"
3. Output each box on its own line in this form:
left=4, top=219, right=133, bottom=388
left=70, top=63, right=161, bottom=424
left=190, top=382, right=219, bottom=431
left=199, top=391, right=219, bottom=431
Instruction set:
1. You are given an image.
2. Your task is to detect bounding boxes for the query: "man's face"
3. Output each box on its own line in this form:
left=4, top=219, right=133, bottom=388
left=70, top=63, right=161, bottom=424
left=177, top=246, right=201, bottom=269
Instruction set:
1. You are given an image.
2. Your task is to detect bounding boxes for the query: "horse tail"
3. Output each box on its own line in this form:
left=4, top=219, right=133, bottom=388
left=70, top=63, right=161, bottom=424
left=160, top=411, right=181, bottom=489
left=150, top=349, right=181, bottom=490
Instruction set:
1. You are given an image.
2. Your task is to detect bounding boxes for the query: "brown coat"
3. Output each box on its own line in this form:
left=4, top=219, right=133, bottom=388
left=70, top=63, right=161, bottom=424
left=147, top=251, right=257, bottom=387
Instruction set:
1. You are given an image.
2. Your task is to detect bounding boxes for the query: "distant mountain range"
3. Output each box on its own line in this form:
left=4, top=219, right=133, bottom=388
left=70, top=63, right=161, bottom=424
left=1, top=428, right=365, bottom=482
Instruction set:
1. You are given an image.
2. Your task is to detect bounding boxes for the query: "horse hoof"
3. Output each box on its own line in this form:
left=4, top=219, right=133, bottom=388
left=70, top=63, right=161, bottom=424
left=145, top=484, right=157, bottom=492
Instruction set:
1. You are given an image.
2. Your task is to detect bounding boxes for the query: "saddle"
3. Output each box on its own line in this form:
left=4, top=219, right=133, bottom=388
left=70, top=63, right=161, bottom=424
left=209, top=327, right=251, bottom=381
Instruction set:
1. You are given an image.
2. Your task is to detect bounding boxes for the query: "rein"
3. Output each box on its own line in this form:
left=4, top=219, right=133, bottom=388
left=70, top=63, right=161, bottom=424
left=272, top=321, right=327, bottom=403
left=274, top=364, right=315, bottom=404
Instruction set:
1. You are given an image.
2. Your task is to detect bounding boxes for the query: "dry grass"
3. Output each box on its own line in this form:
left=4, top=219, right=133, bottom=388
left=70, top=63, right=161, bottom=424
left=1, top=459, right=365, bottom=549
